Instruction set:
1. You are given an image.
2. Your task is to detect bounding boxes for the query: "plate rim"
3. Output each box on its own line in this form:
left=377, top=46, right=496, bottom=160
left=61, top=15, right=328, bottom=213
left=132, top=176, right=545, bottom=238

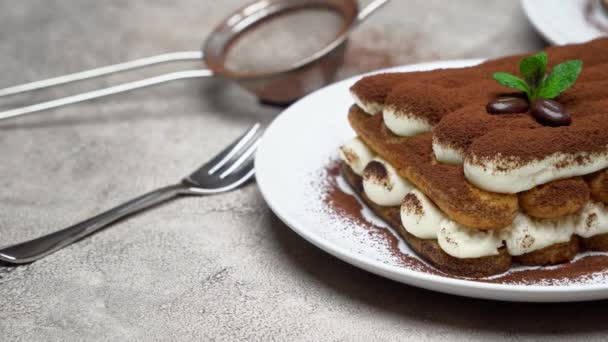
left=255, top=59, right=608, bottom=302
left=521, top=0, right=605, bottom=45
left=521, top=0, right=562, bottom=45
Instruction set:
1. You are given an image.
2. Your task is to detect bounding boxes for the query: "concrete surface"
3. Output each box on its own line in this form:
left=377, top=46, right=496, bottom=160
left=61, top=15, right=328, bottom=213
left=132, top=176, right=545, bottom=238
left=1, top=1, right=605, bottom=341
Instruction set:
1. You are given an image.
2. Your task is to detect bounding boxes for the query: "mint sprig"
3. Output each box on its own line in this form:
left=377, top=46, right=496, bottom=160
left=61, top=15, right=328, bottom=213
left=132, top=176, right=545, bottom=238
left=492, top=52, right=582, bottom=102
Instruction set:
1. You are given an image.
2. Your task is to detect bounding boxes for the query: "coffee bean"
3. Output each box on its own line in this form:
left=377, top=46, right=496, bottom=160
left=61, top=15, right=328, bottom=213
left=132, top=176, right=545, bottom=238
left=486, top=97, right=529, bottom=114
left=531, top=99, right=572, bottom=126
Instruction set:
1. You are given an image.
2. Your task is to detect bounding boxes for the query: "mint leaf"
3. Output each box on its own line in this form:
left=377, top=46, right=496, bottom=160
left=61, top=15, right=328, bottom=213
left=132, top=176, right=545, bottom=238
left=537, top=60, right=583, bottom=99
left=491, top=53, right=582, bottom=102
left=520, top=52, right=547, bottom=87
left=492, top=72, right=530, bottom=96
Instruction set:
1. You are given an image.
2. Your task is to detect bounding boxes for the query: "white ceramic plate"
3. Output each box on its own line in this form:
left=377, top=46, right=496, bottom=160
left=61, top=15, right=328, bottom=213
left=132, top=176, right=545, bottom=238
left=522, top=0, right=607, bottom=45
left=255, top=60, right=608, bottom=302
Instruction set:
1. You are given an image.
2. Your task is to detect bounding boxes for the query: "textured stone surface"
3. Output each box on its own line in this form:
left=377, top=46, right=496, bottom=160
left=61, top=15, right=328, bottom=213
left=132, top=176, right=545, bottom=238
left=2, top=1, right=606, bottom=341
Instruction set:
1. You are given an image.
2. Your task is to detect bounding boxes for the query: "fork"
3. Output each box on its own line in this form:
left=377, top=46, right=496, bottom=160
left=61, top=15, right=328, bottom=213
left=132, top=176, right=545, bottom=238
left=0, top=123, right=262, bottom=264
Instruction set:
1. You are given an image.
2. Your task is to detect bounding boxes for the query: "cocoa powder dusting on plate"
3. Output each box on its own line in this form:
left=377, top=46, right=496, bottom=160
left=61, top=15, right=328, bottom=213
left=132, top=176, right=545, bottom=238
left=322, top=161, right=608, bottom=285
left=323, top=161, right=442, bottom=275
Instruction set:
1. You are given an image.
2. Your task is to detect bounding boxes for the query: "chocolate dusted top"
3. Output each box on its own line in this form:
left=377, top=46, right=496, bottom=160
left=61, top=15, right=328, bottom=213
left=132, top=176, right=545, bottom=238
left=349, top=72, right=410, bottom=105
left=350, top=56, right=519, bottom=108
left=468, top=114, right=608, bottom=165
left=434, top=85, right=608, bottom=156
left=351, top=38, right=608, bottom=114
left=384, top=78, right=513, bottom=125
left=433, top=104, right=540, bottom=153
left=349, top=55, right=520, bottom=107
left=363, top=160, right=392, bottom=189
left=558, top=80, right=608, bottom=109
left=384, top=83, right=456, bottom=124
left=402, top=192, right=424, bottom=216
left=350, top=37, right=608, bottom=169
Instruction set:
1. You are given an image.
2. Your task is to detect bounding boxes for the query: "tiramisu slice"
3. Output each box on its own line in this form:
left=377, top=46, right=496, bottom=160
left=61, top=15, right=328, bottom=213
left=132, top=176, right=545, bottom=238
left=337, top=37, right=608, bottom=277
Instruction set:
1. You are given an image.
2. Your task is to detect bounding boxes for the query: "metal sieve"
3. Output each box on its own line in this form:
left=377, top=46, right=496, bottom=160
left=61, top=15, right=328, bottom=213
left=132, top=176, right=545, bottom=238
left=0, top=0, right=388, bottom=121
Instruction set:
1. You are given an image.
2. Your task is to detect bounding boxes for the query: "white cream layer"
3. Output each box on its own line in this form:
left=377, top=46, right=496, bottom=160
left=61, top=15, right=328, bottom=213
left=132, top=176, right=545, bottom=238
left=437, top=220, right=503, bottom=258
left=432, top=137, right=465, bottom=165
left=500, top=214, right=576, bottom=256
left=362, top=157, right=414, bottom=206
left=400, top=189, right=446, bottom=239
left=351, top=90, right=608, bottom=194
left=339, top=137, right=375, bottom=176
left=575, top=202, right=608, bottom=238
left=339, top=141, right=608, bottom=259
left=464, top=150, right=608, bottom=194
left=351, top=91, right=383, bottom=115
left=382, top=106, right=433, bottom=137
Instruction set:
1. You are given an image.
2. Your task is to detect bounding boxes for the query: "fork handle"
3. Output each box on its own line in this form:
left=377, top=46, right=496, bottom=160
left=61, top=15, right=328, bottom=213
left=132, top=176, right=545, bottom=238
left=0, top=184, right=187, bottom=264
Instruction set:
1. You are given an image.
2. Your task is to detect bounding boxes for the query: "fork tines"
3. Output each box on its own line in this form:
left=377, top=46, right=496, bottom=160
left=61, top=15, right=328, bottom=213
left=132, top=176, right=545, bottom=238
left=184, top=123, right=262, bottom=189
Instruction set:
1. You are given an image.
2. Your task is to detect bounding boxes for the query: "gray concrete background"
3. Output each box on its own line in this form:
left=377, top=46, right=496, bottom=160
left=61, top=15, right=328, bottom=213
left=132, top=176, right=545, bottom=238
left=1, top=1, right=605, bottom=341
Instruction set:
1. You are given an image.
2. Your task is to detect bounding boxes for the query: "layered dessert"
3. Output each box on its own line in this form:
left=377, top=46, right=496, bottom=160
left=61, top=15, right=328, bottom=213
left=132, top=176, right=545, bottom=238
left=338, top=37, right=608, bottom=277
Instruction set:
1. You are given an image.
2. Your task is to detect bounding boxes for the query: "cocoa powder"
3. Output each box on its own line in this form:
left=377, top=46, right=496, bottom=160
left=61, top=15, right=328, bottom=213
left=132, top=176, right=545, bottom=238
left=468, top=115, right=608, bottom=164
left=485, top=255, right=608, bottom=285
left=324, top=162, right=608, bottom=284
left=349, top=72, right=411, bottom=107
left=351, top=38, right=608, bottom=166
left=402, top=193, right=423, bottom=217
left=323, top=161, right=443, bottom=275
left=519, top=177, right=590, bottom=217
left=433, top=104, right=540, bottom=154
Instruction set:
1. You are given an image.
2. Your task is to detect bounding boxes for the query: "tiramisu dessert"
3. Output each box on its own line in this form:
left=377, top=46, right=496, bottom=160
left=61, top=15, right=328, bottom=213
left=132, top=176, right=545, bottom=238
left=338, top=37, right=608, bottom=277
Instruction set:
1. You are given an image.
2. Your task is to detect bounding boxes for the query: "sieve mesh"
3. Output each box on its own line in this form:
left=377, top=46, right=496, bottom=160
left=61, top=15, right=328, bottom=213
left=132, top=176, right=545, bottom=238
left=224, top=7, right=345, bottom=73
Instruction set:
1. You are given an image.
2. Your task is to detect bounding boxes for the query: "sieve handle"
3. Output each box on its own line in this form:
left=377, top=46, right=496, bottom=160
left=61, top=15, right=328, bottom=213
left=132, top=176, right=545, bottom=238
left=0, top=51, right=204, bottom=97
left=0, top=69, right=214, bottom=121
left=0, top=51, right=214, bottom=121
left=356, top=0, right=390, bottom=25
